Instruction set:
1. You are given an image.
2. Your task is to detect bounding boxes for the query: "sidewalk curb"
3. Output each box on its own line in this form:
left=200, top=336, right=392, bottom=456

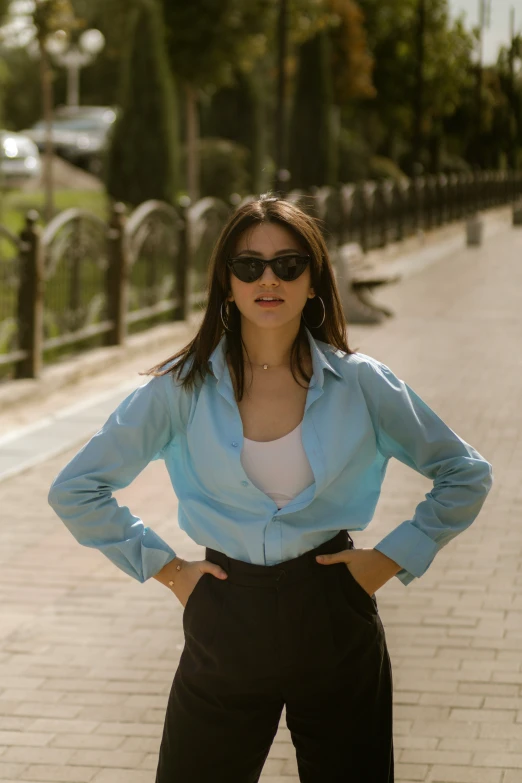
left=0, top=312, right=204, bottom=414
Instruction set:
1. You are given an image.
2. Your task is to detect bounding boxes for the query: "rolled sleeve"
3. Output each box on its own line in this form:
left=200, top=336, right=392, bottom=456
left=48, top=371, right=179, bottom=583
left=360, top=359, right=493, bottom=586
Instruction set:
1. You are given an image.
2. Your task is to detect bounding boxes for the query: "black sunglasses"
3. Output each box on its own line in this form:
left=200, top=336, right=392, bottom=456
left=227, top=254, right=311, bottom=283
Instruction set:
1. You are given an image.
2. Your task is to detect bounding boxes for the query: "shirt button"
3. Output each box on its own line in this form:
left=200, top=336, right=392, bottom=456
left=231, top=442, right=238, bottom=447
left=241, top=480, right=248, bottom=486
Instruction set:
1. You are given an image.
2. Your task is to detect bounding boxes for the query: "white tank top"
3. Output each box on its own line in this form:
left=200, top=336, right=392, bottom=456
left=240, top=422, right=315, bottom=509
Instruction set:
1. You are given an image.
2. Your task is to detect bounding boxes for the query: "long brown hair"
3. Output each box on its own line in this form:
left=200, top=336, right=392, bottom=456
left=140, top=195, right=357, bottom=400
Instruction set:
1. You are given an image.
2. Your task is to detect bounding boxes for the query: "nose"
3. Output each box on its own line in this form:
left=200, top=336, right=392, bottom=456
left=258, top=264, right=279, bottom=285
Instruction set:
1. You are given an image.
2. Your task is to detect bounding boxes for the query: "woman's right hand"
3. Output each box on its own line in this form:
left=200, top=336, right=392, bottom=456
left=169, top=559, right=228, bottom=608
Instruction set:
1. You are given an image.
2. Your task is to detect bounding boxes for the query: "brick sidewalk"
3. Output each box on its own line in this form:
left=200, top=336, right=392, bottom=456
left=0, top=224, right=521, bottom=781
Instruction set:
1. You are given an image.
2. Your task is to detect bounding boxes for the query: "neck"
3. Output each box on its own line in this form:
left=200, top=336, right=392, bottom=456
left=240, top=320, right=303, bottom=367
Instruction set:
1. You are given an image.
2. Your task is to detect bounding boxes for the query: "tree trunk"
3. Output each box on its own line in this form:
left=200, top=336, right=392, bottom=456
left=411, top=0, right=426, bottom=174
left=274, top=0, right=289, bottom=192
left=39, top=41, right=54, bottom=222
left=185, top=82, right=199, bottom=203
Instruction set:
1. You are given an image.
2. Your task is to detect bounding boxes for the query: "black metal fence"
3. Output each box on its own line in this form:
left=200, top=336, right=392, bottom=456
left=1, top=169, right=521, bottom=381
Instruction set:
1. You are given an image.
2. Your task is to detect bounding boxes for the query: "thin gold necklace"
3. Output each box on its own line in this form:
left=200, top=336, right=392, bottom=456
left=249, top=361, right=289, bottom=370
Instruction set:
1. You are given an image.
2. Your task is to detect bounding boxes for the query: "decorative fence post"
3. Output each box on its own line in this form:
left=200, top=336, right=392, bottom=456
left=447, top=173, right=458, bottom=221
left=359, top=182, right=373, bottom=252
left=339, top=184, right=356, bottom=246
left=513, top=196, right=522, bottom=226
left=435, top=174, right=443, bottom=225
left=106, top=202, right=128, bottom=347
left=16, top=211, right=43, bottom=379
left=375, top=181, right=388, bottom=248
left=394, top=180, right=407, bottom=242
left=175, top=196, right=191, bottom=321
left=464, top=172, right=474, bottom=217
left=411, top=176, right=423, bottom=233
left=424, top=175, right=437, bottom=230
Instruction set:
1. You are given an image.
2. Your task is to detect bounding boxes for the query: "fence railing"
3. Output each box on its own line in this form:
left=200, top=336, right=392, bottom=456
left=1, top=169, right=522, bottom=381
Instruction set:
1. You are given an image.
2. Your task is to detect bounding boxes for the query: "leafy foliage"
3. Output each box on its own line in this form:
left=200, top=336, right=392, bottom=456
left=181, top=138, right=251, bottom=200
left=327, top=0, right=375, bottom=102
left=105, top=0, right=179, bottom=206
left=32, top=0, right=76, bottom=42
left=289, top=28, right=336, bottom=189
left=354, top=0, right=477, bottom=169
left=159, top=0, right=274, bottom=90
left=202, top=68, right=265, bottom=193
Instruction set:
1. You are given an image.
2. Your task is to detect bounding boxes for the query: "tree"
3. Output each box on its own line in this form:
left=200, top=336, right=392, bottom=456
left=159, top=0, right=273, bottom=202
left=203, top=67, right=265, bottom=194
left=33, top=0, right=76, bottom=220
left=105, top=0, right=179, bottom=206
left=288, top=27, right=336, bottom=189
left=354, top=0, right=475, bottom=172
left=327, top=0, right=375, bottom=104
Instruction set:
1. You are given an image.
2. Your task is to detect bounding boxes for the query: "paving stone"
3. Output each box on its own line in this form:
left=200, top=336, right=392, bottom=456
left=88, top=770, right=154, bottom=783
left=426, top=767, right=502, bottom=782
left=394, top=763, right=430, bottom=780
left=49, top=735, right=125, bottom=751
left=0, top=763, right=29, bottom=779
left=1, top=748, right=73, bottom=766
left=18, top=765, right=96, bottom=782
left=66, top=750, right=147, bottom=769
left=0, top=734, right=50, bottom=749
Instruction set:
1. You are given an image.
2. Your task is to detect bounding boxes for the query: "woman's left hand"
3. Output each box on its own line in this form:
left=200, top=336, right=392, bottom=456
left=316, top=547, right=401, bottom=596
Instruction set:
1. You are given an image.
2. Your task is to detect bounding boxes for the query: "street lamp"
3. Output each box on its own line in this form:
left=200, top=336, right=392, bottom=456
left=274, top=0, right=289, bottom=194
left=46, top=28, right=105, bottom=107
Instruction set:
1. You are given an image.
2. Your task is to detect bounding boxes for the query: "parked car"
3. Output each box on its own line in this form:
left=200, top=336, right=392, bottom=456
left=23, top=106, right=118, bottom=176
left=0, top=131, right=41, bottom=186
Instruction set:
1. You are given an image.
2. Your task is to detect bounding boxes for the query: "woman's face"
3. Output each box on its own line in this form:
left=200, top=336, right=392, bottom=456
left=226, top=222, right=316, bottom=332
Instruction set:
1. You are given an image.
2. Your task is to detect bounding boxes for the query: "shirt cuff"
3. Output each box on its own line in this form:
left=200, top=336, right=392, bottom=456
left=96, top=526, right=177, bottom=583
left=373, top=520, right=439, bottom=586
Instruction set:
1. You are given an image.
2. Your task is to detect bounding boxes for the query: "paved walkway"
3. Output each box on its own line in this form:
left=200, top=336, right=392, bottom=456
left=0, top=218, right=521, bottom=782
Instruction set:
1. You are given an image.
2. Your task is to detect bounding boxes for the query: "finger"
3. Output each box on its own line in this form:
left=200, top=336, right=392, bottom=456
left=203, top=562, right=228, bottom=579
left=316, top=551, right=348, bottom=565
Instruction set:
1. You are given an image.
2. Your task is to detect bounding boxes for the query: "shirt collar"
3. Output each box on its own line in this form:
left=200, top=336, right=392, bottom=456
left=208, top=326, right=342, bottom=389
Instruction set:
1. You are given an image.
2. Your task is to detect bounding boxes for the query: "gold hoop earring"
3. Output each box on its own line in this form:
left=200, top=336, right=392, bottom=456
left=302, top=295, right=325, bottom=329
left=221, top=299, right=234, bottom=332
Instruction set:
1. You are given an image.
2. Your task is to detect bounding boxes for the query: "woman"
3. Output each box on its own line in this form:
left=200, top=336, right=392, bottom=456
left=48, top=196, right=493, bottom=783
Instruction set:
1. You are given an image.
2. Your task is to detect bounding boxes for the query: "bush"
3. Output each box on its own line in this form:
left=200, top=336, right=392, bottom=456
left=181, top=138, right=251, bottom=201
left=289, top=29, right=336, bottom=189
left=203, top=68, right=265, bottom=194
left=438, top=152, right=472, bottom=174
left=368, top=155, right=407, bottom=182
left=105, top=0, right=179, bottom=206
left=337, top=129, right=370, bottom=183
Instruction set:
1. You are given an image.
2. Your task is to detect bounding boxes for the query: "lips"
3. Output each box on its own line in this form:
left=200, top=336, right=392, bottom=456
left=255, top=297, right=284, bottom=302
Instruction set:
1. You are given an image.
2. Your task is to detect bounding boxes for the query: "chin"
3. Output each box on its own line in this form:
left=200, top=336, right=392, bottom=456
left=243, top=311, right=299, bottom=330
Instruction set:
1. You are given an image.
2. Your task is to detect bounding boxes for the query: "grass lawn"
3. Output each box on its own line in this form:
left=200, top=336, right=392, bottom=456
left=0, top=188, right=109, bottom=236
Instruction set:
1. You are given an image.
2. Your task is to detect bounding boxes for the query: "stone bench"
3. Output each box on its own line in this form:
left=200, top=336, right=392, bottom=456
left=333, top=242, right=400, bottom=325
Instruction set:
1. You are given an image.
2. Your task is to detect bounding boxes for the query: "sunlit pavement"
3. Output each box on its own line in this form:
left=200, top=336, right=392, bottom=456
left=0, top=219, right=521, bottom=782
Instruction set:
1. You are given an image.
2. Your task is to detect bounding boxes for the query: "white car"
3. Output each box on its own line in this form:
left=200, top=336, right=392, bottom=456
left=0, top=131, right=41, bottom=185
left=24, top=106, right=117, bottom=175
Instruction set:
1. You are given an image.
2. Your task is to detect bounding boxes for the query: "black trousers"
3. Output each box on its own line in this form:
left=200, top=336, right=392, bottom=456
left=155, top=530, right=394, bottom=783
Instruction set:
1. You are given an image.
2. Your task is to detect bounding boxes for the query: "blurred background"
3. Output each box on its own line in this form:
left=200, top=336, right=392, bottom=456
left=0, top=0, right=521, bottom=382
left=0, top=0, right=519, bottom=204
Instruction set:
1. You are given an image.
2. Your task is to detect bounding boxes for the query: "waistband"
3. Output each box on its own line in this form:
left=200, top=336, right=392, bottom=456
left=205, top=530, right=354, bottom=588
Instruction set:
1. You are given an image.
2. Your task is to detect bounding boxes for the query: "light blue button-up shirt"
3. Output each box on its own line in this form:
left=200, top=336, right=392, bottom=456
left=48, top=327, right=493, bottom=587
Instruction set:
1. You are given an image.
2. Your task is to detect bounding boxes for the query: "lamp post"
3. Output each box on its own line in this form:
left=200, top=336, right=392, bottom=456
left=412, top=0, right=426, bottom=176
left=47, top=28, right=105, bottom=107
left=274, top=0, right=289, bottom=194
left=476, top=0, right=491, bottom=167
